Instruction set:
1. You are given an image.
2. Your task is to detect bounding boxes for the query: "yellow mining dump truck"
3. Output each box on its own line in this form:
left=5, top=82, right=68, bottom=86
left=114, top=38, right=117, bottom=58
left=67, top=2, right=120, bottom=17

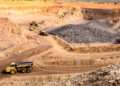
left=2, top=62, right=33, bottom=74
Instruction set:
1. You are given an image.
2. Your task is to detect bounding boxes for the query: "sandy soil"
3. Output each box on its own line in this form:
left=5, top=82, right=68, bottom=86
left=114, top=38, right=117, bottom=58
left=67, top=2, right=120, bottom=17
left=0, top=1, right=119, bottom=86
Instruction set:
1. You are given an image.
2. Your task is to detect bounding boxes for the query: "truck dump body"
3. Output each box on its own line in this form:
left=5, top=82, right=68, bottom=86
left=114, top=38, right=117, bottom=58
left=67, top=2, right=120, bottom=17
left=16, top=62, right=33, bottom=66
left=16, top=62, right=33, bottom=67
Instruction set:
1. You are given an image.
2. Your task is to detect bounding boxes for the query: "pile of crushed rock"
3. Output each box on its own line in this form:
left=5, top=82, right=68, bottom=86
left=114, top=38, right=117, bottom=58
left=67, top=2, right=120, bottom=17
left=46, top=64, right=120, bottom=86
left=48, top=20, right=120, bottom=43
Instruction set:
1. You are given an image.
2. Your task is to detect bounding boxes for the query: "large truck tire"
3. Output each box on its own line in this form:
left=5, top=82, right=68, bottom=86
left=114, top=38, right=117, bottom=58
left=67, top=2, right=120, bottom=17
left=10, top=70, right=16, bottom=75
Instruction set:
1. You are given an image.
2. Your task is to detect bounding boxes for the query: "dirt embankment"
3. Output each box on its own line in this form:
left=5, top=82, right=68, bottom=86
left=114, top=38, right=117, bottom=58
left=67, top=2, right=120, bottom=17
left=72, top=44, right=120, bottom=53
left=51, top=35, right=120, bottom=53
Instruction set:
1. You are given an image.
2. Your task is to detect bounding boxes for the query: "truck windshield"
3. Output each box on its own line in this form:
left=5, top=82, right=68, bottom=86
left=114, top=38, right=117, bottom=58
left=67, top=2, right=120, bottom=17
left=9, top=64, right=16, bottom=67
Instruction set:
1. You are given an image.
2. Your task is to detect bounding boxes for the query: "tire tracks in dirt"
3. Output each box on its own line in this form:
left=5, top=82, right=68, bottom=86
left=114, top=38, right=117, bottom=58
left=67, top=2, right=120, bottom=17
left=0, top=45, right=51, bottom=72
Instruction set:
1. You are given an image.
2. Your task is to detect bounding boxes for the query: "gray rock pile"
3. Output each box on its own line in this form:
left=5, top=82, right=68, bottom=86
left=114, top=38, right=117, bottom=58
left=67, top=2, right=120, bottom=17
left=48, top=20, right=120, bottom=43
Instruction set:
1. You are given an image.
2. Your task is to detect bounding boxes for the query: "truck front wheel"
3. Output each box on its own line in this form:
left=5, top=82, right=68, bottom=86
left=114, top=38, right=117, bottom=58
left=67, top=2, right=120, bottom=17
left=10, top=70, right=16, bottom=75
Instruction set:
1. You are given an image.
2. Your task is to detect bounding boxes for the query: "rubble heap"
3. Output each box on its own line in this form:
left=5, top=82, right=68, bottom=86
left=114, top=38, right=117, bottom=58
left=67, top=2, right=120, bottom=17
left=47, top=64, right=120, bottom=86
left=48, top=20, right=120, bottom=43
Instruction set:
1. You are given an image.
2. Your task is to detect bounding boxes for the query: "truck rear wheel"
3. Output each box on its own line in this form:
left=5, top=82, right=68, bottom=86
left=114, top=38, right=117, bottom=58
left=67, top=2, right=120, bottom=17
left=22, top=69, right=26, bottom=73
left=26, top=68, right=32, bottom=73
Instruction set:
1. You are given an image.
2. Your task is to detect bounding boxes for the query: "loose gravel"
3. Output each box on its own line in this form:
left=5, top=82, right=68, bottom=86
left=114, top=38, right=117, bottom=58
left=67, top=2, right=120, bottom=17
left=48, top=20, right=120, bottom=43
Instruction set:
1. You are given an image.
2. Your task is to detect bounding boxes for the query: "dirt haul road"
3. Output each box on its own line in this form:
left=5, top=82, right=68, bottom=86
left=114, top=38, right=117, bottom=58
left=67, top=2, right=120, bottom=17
left=0, top=35, right=120, bottom=77
left=0, top=45, right=51, bottom=72
left=1, top=49, right=120, bottom=77
left=0, top=43, right=120, bottom=80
